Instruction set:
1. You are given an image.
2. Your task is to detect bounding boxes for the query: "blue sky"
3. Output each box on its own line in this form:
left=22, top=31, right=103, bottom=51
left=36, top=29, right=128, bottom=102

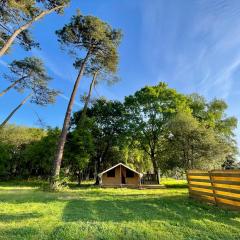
left=0, top=0, right=240, bottom=147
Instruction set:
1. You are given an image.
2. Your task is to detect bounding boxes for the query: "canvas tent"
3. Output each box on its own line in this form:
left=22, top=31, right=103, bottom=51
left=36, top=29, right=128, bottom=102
left=98, top=163, right=142, bottom=188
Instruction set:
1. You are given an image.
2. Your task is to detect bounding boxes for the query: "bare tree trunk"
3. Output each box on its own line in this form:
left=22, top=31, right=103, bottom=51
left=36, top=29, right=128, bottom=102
left=0, top=77, right=27, bottom=97
left=0, top=93, right=32, bottom=128
left=150, top=149, right=158, bottom=173
left=0, top=5, right=66, bottom=57
left=77, top=170, right=82, bottom=186
left=50, top=50, right=91, bottom=190
left=78, top=71, right=98, bottom=126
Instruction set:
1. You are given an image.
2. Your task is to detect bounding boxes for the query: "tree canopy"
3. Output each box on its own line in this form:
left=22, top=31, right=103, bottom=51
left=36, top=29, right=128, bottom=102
left=0, top=57, right=59, bottom=128
left=0, top=0, right=70, bottom=56
left=125, top=82, right=189, bottom=172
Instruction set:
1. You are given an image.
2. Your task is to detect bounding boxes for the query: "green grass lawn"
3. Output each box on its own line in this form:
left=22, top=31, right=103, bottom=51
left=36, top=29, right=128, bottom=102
left=0, top=180, right=239, bottom=240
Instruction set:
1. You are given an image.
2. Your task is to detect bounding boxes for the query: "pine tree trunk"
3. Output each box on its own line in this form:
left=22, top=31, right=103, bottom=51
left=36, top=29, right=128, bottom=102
left=78, top=71, right=98, bottom=126
left=0, top=5, right=65, bottom=57
left=50, top=50, right=91, bottom=190
left=0, top=77, right=27, bottom=97
left=0, top=93, right=32, bottom=128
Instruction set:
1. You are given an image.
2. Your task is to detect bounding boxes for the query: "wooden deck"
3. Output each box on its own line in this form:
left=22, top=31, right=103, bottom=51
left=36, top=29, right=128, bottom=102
left=100, top=184, right=139, bottom=189
left=140, top=184, right=166, bottom=189
left=100, top=184, right=166, bottom=189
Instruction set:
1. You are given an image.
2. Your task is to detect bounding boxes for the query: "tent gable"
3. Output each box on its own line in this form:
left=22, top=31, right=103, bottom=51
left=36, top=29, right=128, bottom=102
left=98, top=163, right=141, bottom=177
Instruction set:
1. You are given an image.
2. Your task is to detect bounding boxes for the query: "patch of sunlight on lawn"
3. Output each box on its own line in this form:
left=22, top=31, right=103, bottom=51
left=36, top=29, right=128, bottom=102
left=161, top=177, right=187, bottom=188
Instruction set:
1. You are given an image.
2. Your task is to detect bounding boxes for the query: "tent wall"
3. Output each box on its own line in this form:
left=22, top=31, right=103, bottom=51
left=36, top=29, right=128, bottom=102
left=102, top=165, right=121, bottom=185
left=101, top=165, right=140, bottom=187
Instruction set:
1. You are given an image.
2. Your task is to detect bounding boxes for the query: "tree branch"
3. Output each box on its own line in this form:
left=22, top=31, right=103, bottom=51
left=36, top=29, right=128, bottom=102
left=0, top=4, right=66, bottom=57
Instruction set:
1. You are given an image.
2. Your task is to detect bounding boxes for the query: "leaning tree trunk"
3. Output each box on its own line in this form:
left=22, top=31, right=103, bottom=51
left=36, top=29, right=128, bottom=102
left=0, top=5, right=65, bottom=57
left=0, top=77, right=27, bottom=97
left=78, top=71, right=98, bottom=126
left=50, top=50, right=91, bottom=190
left=0, top=93, right=32, bottom=128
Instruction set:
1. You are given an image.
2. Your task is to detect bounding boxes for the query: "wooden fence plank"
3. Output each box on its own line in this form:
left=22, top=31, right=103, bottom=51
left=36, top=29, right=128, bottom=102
left=189, top=189, right=214, bottom=197
left=215, top=194, right=240, bottom=203
left=210, top=173, right=240, bottom=177
left=188, top=179, right=211, bottom=183
left=187, top=173, right=210, bottom=176
left=209, top=180, right=240, bottom=185
left=188, top=184, right=212, bottom=190
left=189, top=184, right=240, bottom=194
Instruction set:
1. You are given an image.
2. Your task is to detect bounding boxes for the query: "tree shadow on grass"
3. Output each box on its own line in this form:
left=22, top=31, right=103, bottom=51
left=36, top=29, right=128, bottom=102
left=164, top=183, right=187, bottom=188
left=0, top=180, right=46, bottom=188
left=62, top=194, right=240, bottom=236
left=1, top=226, right=42, bottom=240
left=0, top=191, right=57, bottom=204
left=0, top=212, right=42, bottom=222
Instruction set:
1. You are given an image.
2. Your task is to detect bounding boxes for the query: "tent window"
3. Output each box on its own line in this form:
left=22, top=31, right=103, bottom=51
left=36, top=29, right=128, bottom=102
left=107, top=168, right=115, bottom=177
left=126, top=169, right=134, bottom=178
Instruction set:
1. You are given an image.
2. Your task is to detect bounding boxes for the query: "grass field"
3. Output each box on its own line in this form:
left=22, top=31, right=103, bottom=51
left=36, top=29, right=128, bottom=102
left=0, top=179, right=239, bottom=240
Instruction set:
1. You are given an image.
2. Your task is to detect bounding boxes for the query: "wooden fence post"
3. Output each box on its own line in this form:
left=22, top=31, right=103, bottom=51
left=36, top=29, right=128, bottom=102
left=208, top=170, right=217, bottom=206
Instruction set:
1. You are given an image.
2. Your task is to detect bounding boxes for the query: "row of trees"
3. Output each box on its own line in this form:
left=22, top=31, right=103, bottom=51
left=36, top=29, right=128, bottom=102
left=0, top=83, right=238, bottom=183
left=0, top=1, right=123, bottom=189
left=68, top=83, right=237, bottom=181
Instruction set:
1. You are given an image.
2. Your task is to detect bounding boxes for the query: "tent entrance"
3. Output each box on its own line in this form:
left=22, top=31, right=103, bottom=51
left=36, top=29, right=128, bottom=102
left=121, top=173, right=126, bottom=184
left=120, top=164, right=126, bottom=184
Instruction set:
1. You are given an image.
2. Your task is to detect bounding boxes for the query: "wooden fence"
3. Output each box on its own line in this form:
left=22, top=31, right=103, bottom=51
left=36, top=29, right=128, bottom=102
left=187, top=170, right=240, bottom=210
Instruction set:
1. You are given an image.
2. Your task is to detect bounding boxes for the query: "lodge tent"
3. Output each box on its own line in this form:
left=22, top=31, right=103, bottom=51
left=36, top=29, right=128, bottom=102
left=98, top=163, right=142, bottom=188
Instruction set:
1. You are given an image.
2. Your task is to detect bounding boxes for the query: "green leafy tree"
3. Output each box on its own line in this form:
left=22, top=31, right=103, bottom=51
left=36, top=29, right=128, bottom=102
left=71, top=98, right=126, bottom=183
left=123, top=146, right=152, bottom=173
left=124, top=82, right=188, bottom=173
left=0, top=142, right=12, bottom=178
left=22, top=128, right=60, bottom=177
left=188, top=94, right=237, bottom=137
left=89, top=99, right=126, bottom=173
left=207, top=99, right=237, bottom=138
left=64, top=118, right=95, bottom=185
left=0, top=57, right=59, bottom=128
left=0, top=124, right=45, bottom=178
left=51, top=13, right=122, bottom=189
left=160, top=111, right=235, bottom=171
left=0, top=0, right=70, bottom=56
left=188, top=94, right=238, bottom=159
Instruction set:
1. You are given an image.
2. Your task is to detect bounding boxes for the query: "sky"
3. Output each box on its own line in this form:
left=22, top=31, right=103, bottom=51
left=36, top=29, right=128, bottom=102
left=0, top=0, right=240, bottom=148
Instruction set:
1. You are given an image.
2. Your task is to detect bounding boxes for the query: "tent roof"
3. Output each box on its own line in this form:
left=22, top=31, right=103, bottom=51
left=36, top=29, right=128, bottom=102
left=98, top=163, right=142, bottom=177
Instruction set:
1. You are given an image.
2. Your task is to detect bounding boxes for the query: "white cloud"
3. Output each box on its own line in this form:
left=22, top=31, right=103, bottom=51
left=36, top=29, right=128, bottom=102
left=0, top=59, right=8, bottom=68
left=59, top=93, right=82, bottom=107
left=30, top=49, right=74, bottom=82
